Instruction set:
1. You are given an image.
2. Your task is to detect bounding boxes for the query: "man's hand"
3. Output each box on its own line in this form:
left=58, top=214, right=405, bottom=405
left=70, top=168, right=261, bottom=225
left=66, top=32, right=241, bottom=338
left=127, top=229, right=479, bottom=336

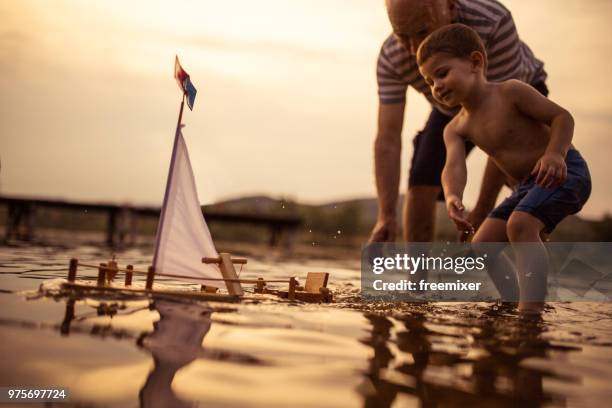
left=531, top=152, right=567, bottom=189
left=368, top=217, right=397, bottom=243
left=446, top=195, right=474, bottom=235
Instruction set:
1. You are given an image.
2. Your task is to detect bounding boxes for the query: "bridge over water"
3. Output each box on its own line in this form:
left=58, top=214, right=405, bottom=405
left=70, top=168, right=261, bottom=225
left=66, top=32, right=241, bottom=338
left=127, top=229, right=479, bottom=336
left=0, top=195, right=302, bottom=247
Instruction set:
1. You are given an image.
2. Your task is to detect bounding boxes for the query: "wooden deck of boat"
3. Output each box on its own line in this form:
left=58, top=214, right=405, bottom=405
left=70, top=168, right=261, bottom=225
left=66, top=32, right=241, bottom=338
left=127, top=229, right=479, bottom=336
left=62, top=281, right=241, bottom=302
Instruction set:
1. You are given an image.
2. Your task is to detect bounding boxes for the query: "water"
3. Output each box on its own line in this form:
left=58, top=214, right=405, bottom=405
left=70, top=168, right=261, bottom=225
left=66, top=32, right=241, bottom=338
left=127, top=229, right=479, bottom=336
left=1, top=244, right=611, bottom=407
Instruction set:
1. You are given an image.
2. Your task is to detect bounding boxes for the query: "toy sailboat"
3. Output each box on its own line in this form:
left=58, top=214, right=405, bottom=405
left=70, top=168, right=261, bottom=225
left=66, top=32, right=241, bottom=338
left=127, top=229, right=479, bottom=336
left=62, top=56, right=332, bottom=303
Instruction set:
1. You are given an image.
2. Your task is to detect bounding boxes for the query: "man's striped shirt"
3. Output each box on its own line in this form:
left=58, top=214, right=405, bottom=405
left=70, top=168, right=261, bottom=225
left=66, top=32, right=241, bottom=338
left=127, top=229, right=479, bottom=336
left=377, top=0, right=547, bottom=113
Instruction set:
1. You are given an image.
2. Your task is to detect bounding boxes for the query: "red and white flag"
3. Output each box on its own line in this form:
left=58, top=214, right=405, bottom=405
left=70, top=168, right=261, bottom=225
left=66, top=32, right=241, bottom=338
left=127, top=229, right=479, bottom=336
left=174, top=55, right=197, bottom=110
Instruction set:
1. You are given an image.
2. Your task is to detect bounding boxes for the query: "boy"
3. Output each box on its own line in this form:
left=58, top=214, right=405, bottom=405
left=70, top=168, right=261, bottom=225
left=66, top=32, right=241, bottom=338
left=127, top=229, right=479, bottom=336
left=416, top=24, right=591, bottom=313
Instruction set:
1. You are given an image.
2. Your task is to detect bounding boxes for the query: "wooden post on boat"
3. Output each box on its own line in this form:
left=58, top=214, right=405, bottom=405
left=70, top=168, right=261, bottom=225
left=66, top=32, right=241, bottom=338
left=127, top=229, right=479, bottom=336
left=255, top=277, right=265, bottom=294
left=125, top=265, right=133, bottom=286
left=219, top=253, right=244, bottom=296
left=202, top=253, right=246, bottom=296
left=107, top=259, right=118, bottom=284
left=68, top=258, right=78, bottom=282
left=288, top=277, right=297, bottom=300
left=97, top=263, right=107, bottom=286
left=146, top=266, right=155, bottom=290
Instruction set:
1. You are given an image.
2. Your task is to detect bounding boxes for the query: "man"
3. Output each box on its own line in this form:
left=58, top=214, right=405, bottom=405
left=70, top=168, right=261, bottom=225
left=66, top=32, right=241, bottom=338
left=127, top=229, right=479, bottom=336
left=369, top=0, right=548, bottom=242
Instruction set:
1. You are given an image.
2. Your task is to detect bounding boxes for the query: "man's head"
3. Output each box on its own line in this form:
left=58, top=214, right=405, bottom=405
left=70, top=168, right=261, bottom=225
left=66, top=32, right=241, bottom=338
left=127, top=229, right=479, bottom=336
left=416, top=24, right=487, bottom=107
left=385, top=0, right=455, bottom=53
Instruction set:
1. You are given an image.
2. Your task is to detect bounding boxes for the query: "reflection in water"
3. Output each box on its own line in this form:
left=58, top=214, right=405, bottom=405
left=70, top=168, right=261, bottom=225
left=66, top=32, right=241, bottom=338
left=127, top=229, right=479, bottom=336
left=361, top=306, right=582, bottom=407
left=60, top=297, right=75, bottom=336
left=1, top=245, right=610, bottom=408
left=58, top=296, right=262, bottom=408
left=139, top=300, right=213, bottom=408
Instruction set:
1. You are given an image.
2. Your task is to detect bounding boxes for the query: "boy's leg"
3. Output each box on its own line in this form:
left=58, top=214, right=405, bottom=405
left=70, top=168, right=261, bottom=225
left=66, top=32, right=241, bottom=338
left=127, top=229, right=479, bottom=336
left=507, top=149, right=591, bottom=311
left=472, top=217, right=508, bottom=242
left=472, top=218, right=519, bottom=301
left=506, top=211, right=548, bottom=313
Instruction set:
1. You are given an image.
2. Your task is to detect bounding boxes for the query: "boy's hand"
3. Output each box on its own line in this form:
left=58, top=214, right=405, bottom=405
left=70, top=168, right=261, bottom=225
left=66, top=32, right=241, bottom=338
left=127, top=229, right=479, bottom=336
left=457, top=208, right=488, bottom=242
left=531, top=152, right=567, bottom=189
left=446, top=196, right=474, bottom=235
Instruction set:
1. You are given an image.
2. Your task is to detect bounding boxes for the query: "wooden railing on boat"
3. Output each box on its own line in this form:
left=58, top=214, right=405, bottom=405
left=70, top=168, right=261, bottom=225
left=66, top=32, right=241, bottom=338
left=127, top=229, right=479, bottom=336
left=63, top=256, right=332, bottom=303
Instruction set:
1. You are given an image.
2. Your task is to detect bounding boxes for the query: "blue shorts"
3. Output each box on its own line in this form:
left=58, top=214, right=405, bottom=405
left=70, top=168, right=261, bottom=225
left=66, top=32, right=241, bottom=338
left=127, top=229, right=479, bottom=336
left=489, top=149, right=591, bottom=233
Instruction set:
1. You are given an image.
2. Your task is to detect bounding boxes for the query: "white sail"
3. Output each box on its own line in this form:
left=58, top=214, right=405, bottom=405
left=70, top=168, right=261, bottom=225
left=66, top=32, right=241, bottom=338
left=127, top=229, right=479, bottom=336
left=152, top=129, right=223, bottom=287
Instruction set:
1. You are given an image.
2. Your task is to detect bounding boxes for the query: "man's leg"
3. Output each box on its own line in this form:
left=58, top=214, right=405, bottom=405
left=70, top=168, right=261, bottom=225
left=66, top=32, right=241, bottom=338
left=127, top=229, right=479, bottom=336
left=404, top=109, right=453, bottom=242
left=402, top=185, right=440, bottom=242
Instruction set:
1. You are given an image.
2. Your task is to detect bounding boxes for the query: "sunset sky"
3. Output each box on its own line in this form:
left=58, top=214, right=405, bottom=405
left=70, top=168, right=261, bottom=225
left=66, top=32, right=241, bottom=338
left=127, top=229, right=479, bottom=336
left=1, top=0, right=611, bottom=218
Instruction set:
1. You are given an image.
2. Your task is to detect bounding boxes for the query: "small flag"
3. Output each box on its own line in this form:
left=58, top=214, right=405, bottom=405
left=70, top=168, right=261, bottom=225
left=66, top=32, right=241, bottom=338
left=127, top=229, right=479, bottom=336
left=174, top=55, right=197, bottom=110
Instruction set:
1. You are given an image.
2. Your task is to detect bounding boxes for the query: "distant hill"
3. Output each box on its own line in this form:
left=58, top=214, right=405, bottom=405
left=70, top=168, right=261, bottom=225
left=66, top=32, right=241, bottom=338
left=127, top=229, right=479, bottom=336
left=208, top=195, right=610, bottom=242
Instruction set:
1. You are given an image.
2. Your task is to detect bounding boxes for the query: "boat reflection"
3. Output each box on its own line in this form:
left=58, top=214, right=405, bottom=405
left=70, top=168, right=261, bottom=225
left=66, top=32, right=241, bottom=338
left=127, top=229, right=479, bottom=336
left=59, top=296, right=261, bottom=408
left=138, top=299, right=213, bottom=408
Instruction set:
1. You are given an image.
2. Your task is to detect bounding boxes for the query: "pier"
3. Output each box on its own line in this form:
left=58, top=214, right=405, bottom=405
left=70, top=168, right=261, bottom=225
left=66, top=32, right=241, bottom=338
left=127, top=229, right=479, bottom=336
left=0, top=196, right=302, bottom=247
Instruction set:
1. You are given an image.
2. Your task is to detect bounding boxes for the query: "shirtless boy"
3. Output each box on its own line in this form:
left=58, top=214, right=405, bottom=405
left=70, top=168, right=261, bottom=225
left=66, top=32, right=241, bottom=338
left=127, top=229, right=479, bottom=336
left=416, top=24, right=591, bottom=313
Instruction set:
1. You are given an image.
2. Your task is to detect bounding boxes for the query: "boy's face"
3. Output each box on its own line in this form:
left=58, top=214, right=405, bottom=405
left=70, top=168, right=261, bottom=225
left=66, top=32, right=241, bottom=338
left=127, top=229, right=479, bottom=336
left=418, top=52, right=477, bottom=107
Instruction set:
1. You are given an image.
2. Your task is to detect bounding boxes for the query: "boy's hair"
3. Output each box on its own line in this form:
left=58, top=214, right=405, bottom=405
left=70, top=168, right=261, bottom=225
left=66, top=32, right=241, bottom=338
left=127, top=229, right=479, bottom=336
left=417, top=23, right=487, bottom=70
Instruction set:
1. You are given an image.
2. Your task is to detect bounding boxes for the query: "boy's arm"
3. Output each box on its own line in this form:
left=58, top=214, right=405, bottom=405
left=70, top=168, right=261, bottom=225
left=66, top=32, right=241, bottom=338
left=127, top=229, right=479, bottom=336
left=442, top=122, right=472, bottom=232
left=506, top=79, right=575, bottom=188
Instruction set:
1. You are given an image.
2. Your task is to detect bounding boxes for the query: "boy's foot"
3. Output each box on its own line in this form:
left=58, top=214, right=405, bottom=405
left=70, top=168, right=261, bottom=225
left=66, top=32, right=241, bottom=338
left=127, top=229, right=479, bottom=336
left=518, top=301, right=544, bottom=315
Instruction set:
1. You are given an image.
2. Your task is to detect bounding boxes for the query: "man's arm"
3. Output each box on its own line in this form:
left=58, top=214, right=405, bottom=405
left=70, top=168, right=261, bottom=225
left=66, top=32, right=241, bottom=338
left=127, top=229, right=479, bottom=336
left=506, top=80, right=574, bottom=188
left=441, top=123, right=472, bottom=232
left=368, top=102, right=405, bottom=243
